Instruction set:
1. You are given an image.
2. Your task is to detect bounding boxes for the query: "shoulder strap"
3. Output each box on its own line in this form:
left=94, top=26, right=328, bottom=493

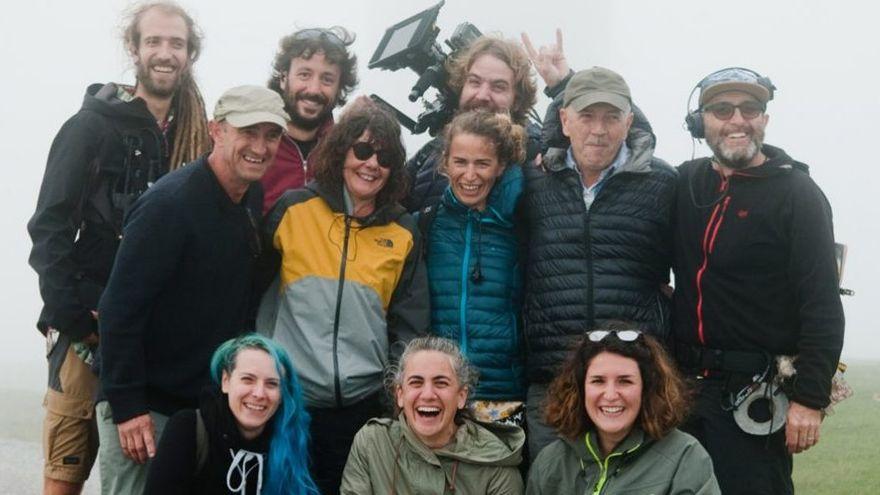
left=195, top=409, right=209, bottom=474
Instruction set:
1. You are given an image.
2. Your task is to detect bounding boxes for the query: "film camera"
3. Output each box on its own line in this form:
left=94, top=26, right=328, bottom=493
left=368, top=1, right=482, bottom=136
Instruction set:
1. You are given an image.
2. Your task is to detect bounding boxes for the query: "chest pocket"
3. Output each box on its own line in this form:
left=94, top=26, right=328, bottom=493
left=90, top=128, right=166, bottom=232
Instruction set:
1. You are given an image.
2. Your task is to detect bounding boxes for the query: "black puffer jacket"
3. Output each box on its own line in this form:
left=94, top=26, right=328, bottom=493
left=402, top=121, right=543, bottom=214
left=28, top=83, right=172, bottom=340
left=522, top=125, right=676, bottom=384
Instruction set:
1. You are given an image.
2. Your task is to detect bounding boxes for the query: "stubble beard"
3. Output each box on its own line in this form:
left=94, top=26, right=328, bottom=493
left=708, top=125, right=765, bottom=170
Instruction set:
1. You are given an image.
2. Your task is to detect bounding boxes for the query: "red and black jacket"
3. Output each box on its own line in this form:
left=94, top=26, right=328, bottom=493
left=672, top=145, right=844, bottom=409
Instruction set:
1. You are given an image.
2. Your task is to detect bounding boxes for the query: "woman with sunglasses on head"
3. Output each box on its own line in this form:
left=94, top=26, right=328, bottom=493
left=256, top=100, right=430, bottom=495
left=526, top=323, right=720, bottom=495
left=420, top=110, right=529, bottom=428
left=144, top=334, right=318, bottom=495
left=341, top=336, right=525, bottom=494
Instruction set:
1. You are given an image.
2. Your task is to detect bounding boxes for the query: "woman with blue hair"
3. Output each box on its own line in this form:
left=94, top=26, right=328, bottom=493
left=145, top=334, right=318, bottom=494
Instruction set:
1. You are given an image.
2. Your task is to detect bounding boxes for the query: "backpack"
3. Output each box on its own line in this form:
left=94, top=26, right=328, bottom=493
left=195, top=409, right=209, bottom=474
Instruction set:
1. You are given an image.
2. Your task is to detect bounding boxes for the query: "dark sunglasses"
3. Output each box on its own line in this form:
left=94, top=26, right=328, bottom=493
left=351, top=142, right=394, bottom=169
left=701, top=101, right=765, bottom=121
left=586, top=329, right=642, bottom=343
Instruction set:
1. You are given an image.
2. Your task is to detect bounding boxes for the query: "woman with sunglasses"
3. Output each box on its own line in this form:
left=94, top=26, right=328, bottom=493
left=256, top=100, right=429, bottom=495
left=421, top=110, right=529, bottom=427
left=145, top=334, right=318, bottom=494
left=526, top=323, right=720, bottom=495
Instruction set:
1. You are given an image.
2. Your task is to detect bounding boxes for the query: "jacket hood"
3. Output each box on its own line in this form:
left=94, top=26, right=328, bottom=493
left=440, top=164, right=523, bottom=226
left=728, top=144, right=810, bottom=178
left=396, top=414, right=524, bottom=468
left=305, top=179, right=407, bottom=226
left=81, top=83, right=157, bottom=124
left=545, top=123, right=657, bottom=176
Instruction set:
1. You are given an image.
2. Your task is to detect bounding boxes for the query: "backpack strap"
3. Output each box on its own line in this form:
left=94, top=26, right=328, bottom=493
left=195, top=409, right=209, bottom=474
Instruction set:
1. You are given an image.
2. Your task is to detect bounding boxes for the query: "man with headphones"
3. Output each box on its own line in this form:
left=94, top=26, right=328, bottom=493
left=672, top=67, right=845, bottom=495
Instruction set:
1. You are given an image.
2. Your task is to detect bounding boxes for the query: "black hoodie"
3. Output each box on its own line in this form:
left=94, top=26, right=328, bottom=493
left=145, top=388, right=273, bottom=495
left=28, top=83, right=173, bottom=340
left=672, top=145, right=844, bottom=409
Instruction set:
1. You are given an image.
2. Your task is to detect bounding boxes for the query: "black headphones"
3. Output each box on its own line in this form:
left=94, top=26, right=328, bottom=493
left=684, top=67, right=776, bottom=139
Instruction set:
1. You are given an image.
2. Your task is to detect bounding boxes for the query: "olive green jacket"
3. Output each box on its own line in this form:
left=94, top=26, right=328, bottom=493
left=341, top=414, right=525, bottom=495
left=526, top=428, right=720, bottom=495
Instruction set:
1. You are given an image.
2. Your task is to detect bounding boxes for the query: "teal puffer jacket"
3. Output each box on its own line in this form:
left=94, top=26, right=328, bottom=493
left=426, top=165, right=526, bottom=400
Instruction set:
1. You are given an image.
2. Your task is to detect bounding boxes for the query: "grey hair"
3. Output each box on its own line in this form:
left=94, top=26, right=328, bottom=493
left=386, top=336, right=478, bottom=410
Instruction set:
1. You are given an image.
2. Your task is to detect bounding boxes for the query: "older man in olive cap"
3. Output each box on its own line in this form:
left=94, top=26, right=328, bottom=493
left=521, top=67, right=677, bottom=456
left=96, top=86, right=287, bottom=493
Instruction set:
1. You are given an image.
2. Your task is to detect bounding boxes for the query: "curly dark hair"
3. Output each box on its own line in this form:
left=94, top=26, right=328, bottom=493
left=310, top=100, right=408, bottom=211
left=446, top=36, right=537, bottom=125
left=267, top=26, right=358, bottom=106
left=544, top=322, right=691, bottom=441
left=441, top=110, right=527, bottom=170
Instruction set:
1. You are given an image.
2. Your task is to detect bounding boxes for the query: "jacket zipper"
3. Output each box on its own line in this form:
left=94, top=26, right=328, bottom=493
left=458, top=216, right=473, bottom=355
left=584, top=433, right=641, bottom=495
left=584, top=210, right=594, bottom=328
left=695, top=178, right=731, bottom=347
left=332, top=215, right=352, bottom=408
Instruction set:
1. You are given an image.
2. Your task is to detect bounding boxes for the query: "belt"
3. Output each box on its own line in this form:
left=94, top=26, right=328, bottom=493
left=675, top=343, right=770, bottom=375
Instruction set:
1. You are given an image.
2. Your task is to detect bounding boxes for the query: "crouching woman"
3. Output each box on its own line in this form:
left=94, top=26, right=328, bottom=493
left=527, top=327, right=720, bottom=495
left=145, top=334, right=318, bottom=494
left=341, top=336, right=525, bottom=494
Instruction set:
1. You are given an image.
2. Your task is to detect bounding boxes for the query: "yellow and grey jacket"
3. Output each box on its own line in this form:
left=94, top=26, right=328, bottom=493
left=257, top=182, right=429, bottom=409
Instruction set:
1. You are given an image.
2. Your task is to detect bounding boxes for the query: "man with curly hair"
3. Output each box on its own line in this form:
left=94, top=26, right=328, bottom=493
left=260, top=26, right=359, bottom=214
left=402, top=35, right=548, bottom=213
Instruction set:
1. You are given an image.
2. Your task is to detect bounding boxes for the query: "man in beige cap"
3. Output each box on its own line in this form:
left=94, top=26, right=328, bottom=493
left=96, top=85, right=287, bottom=494
left=521, top=67, right=677, bottom=456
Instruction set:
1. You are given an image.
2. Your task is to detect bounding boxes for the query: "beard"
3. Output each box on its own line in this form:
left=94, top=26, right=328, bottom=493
left=135, top=60, right=184, bottom=99
left=458, top=97, right=504, bottom=114
left=283, top=90, right=334, bottom=131
left=707, top=124, right=765, bottom=170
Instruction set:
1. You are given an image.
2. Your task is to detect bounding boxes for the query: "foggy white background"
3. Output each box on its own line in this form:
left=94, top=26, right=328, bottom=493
left=1, top=0, right=877, bottom=396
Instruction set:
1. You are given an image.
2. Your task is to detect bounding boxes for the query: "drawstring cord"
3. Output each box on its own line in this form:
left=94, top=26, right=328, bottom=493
left=226, top=448, right=264, bottom=495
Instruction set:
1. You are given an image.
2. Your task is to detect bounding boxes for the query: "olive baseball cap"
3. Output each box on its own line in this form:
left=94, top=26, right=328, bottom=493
left=563, top=67, right=632, bottom=114
left=213, top=85, right=289, bottom=129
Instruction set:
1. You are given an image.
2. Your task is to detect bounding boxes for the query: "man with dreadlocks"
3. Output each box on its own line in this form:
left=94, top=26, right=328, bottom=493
left=260, top=26, right=358, bottom=214
left=27, top=2, right=208, bottom=494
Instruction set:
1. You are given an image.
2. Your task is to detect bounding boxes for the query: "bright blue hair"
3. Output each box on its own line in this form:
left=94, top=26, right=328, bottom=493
left=210, top=334, right=319, bottom=495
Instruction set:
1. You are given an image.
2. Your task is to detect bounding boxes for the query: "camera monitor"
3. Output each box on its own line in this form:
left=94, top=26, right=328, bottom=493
left=369, top=1, right=444, bottom=72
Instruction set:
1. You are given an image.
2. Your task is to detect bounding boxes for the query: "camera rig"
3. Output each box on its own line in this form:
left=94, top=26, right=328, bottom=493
left=368, top=1, right=482, bottom=136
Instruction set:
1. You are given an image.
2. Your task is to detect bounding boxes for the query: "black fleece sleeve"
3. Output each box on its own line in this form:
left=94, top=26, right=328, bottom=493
left=27, top=113, right=103, bottom=340
left=99, top=188, right=187, bottom=423
left=144, top=410, right=198, bottom=495
left=386, top=216, right=430, bottom=360
left=787, top=176, right=845, bottom=409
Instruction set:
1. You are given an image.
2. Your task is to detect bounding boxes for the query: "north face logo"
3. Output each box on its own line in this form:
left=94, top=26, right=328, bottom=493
left=375, top=238, right=394, bottom=248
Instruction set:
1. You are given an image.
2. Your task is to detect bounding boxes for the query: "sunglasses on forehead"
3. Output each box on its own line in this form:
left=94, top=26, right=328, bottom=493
left=293, top=27, right=354, bottom=48
left=701, top=101, right=765, bottom=121
left=351, top=142, right=394, bottom=169
left=586, top=329, right=642, bottom=343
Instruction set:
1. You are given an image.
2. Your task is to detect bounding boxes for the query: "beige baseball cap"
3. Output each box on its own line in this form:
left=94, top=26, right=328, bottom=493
left=213, top=85, right=289, bottom=129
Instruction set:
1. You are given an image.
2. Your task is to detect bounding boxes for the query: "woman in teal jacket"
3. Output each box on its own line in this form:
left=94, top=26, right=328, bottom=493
left=423, top=110, right=527, bottom=424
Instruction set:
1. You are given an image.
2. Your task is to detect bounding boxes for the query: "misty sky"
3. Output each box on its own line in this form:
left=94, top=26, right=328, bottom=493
left=1, top=0, right=877, bottom=392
